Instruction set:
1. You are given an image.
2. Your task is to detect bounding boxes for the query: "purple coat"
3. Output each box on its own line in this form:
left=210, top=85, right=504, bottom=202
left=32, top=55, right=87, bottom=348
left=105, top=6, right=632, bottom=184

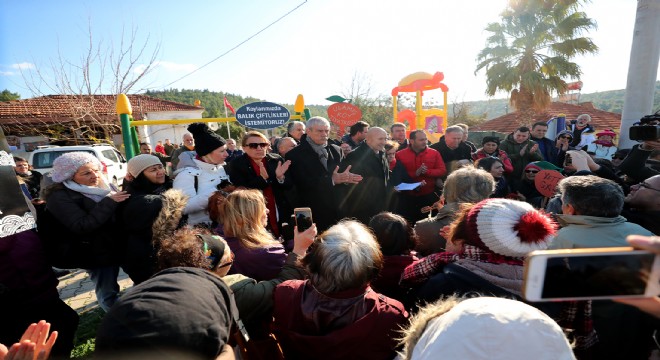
left=225, top=236, right=286, bottom=282
left=0, top=230, right=59, bottom=304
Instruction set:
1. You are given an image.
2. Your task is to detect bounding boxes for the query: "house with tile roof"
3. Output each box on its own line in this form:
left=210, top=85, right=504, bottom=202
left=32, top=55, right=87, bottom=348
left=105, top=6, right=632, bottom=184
left=0, top=94, right=203, bottom=153
left=471, top=101, right=622, bottom=135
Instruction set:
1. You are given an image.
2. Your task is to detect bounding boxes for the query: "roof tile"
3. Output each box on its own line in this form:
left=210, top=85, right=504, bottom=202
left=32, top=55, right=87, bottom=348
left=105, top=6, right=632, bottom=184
left=472, top=102, right=621, bottom=134
left=0, top=94, right=202, bottom=126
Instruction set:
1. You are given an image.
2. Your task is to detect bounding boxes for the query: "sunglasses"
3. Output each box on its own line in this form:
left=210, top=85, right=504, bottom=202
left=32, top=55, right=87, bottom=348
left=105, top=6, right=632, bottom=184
left=525, top=169, right=540, bottom=174
left=247, top=143, right=269, bottom=149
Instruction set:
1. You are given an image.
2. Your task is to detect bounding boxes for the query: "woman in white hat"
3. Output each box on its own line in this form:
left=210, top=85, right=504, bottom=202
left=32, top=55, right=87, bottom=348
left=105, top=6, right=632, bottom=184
left=42, top=151, right=130, bottom=312
left=119, top=154, right=182, bottom=284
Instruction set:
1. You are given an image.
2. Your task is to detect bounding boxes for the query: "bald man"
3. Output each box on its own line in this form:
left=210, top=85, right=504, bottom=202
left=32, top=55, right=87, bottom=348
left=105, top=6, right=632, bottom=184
left=338, top=127, right=390, bottom=223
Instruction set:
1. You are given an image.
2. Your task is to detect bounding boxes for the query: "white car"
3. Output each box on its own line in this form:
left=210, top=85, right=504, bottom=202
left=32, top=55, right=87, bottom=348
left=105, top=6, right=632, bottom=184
left=29, top=144, right=128, bottom=188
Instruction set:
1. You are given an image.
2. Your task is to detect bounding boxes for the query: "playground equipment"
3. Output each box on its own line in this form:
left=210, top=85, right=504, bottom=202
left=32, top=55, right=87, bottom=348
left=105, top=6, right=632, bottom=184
left=392, top=71, right=449, bottom=143
left=116, top=94, right=311, bottom=160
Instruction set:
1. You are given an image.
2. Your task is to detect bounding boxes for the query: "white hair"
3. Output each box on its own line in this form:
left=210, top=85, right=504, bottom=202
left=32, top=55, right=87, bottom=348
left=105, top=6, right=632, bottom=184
left=302, top=220, right=383, bottom=293
left=306, top=116, right=330, bottom=130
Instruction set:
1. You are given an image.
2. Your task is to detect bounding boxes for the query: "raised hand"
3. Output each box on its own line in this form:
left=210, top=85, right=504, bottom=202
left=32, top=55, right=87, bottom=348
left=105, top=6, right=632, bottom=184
left=332, top=165, right=363, bottom=184
left=275, top=160, right=291, bottom=180
left=415, top=163, right=428, bottom=176
left=519, top=144, right=529, bottom=157
left=529, top=143, right=539, bottom=154
left=292, top=223, right=317, bottom=256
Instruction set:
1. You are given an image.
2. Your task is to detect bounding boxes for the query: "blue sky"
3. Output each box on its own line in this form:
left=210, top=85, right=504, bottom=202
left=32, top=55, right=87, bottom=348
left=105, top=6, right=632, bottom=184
left=0, top=0, right=653, bottom=105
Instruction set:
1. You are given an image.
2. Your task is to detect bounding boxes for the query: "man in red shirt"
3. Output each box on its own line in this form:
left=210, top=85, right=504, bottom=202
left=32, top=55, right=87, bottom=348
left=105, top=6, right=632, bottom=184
left=395, top=130, right=446, bottom=224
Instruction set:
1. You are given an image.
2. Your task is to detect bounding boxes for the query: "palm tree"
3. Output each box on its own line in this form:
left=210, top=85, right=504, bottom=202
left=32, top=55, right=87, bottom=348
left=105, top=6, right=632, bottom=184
left=475, top=0, right=598, bottom=122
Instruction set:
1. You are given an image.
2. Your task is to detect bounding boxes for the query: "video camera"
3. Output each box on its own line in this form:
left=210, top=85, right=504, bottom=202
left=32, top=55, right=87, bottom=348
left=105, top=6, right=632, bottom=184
left=629, top=112, right=660, bottom=141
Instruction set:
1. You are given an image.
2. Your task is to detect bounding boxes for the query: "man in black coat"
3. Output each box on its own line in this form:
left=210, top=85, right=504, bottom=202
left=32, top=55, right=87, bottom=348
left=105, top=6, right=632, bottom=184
left=285, top=117, right=362, bottom=231
left=429, top=125, right=471, bottom=179
left=338, top=127, right=389, bottom=224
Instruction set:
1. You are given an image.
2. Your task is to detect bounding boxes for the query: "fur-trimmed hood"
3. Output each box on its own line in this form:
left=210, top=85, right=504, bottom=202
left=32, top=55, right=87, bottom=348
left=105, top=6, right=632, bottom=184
left=152, top=188, right=188, bottom=245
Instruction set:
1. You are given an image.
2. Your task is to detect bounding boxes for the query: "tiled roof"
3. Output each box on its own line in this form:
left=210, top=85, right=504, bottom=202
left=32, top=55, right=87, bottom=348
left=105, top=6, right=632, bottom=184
left=0, top=94, right=203, bottom=126
left=472, top=102, right=621, bottom=134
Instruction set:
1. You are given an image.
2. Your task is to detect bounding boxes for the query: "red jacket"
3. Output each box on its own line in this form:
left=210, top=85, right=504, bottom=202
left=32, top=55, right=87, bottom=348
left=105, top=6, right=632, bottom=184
left=472, top=148, right=514, bottom=174
left=273, top=280, right=408, bottom=360
left=395, top=147, right=446, bottom=195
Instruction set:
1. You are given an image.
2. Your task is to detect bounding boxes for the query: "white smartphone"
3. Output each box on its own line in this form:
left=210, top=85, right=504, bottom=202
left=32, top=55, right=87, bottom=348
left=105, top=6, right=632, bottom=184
left=523, top=247, right=660, bottom=302
left=293, top=207, right=313, bottom=232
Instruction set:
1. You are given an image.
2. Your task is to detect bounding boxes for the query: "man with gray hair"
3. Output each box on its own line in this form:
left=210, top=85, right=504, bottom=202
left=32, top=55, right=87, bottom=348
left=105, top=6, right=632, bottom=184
left=550, top=175, right=653, bottom=249
left=430, top=125, right=472, bottom=178
left=286, top=117, right=362, bottom=231
left=170, top=133, right=195, bottom=173
left=285, top=121, right=305, bottom=141
left=550, top=175, right=656, bottom=360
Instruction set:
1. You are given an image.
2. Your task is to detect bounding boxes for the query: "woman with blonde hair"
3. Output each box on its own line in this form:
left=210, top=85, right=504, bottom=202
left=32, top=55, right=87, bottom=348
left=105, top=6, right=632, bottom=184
left=213, top=189, right=287, bottom=281
left=227, top=130, right=292, bottom=238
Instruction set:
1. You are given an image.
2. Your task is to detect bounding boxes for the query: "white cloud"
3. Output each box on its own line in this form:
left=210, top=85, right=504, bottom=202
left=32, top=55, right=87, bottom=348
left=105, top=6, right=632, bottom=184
left=10, top=62, right=35, bottom=70
left=0, top=71, right=15, bottom=76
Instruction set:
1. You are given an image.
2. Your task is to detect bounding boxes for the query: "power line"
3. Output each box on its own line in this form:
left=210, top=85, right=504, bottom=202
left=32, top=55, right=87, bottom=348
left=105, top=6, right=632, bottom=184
left=154, top=1, right=307, bottom=90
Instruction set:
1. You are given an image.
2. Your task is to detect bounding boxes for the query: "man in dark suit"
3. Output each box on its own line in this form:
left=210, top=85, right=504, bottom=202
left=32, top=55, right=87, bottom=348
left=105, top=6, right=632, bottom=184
left=338, top=127, right=389, bottom=224
left=285, top=117, right=362, bottom=231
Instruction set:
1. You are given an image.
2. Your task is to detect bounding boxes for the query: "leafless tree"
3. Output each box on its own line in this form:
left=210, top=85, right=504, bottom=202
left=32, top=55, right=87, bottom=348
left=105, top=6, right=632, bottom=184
left=13, top=21, right=161, bottom=143
left=339, top=71, right=393, bottom=130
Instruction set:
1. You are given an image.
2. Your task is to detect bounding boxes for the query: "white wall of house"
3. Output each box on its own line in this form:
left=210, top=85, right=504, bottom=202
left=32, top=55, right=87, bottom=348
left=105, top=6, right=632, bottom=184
left=140, top=110, right=206, bottom=146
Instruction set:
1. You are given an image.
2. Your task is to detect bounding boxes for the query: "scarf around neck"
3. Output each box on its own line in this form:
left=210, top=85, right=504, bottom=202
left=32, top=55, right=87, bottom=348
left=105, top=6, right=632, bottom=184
left=306, top=136, right=329, bottom=169
left=63, top=179, right=111, bottom=203
left=400, top=245, right=523, bottom=285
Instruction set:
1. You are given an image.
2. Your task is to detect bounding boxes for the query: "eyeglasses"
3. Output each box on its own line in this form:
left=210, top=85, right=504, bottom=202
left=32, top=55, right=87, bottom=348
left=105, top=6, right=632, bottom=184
left=218, top=251, right=235, bottom=268
left=559, top=136, right=572, bottom=139
left=525, top=169, right=539, bottom=174
left=247, top=143, right=269, bottom=149
left=638, top=182, right=660, bottom=192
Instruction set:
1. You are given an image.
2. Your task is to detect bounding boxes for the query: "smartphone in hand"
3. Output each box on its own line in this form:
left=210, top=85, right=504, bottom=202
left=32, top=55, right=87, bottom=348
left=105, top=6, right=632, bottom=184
left=523, top=247, right=660, bottom=302
left=294, top=207, right=313, bottom=232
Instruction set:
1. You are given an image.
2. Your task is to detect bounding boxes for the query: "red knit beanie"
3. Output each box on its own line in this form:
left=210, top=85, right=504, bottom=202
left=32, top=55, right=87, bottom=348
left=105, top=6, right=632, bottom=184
left=463, top=199, right=557, bottom=257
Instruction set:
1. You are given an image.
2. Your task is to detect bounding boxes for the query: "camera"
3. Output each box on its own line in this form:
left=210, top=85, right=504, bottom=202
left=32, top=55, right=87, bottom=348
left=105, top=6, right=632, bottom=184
left=629, top=113, right=660, bottom=141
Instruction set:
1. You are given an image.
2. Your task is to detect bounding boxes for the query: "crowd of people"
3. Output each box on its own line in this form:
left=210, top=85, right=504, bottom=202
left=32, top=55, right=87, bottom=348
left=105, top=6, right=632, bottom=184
left=1, top=113, right=660, bottom=360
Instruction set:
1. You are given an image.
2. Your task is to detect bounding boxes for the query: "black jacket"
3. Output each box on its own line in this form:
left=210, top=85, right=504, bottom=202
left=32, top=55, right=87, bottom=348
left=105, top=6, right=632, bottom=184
left=285, top=135, right=343, bottom=231
left=429, top=136, right=472, bottom=177
left=227, top=153, right=294, bottom=228
left=41, top=184, right=123, bottom=268
left=338, top=142, right=389, bottom=224
left=119, top=180, right=178, bottom=285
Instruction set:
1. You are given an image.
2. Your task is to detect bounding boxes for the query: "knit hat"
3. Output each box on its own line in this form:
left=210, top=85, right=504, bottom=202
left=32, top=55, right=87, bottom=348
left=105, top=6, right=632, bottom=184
left=197, top=234, right=226, bottom=269
left=50, top=151, right=102, bottom=183
left=481, top=136, right=500, bottom=145
left=127, top=154, right=162, bottom=177
left=96, top=267, right=236, bottom=359
left=555, top=130, right=573, bottom=141
left=188, top=123, right=226, bottom=157
left=463, top=198, right=556, bottom=257
left=409, top=297, right=575, bottom=360
left=596, top=129, right=616, bottom=138
left=524, top=161, right=562, bottom=172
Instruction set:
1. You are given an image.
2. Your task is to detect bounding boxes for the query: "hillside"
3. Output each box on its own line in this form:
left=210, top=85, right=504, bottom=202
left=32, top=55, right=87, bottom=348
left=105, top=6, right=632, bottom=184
left=144, top=81, right=660, bottom=125
left=465, top=81, right=660, bottom=119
